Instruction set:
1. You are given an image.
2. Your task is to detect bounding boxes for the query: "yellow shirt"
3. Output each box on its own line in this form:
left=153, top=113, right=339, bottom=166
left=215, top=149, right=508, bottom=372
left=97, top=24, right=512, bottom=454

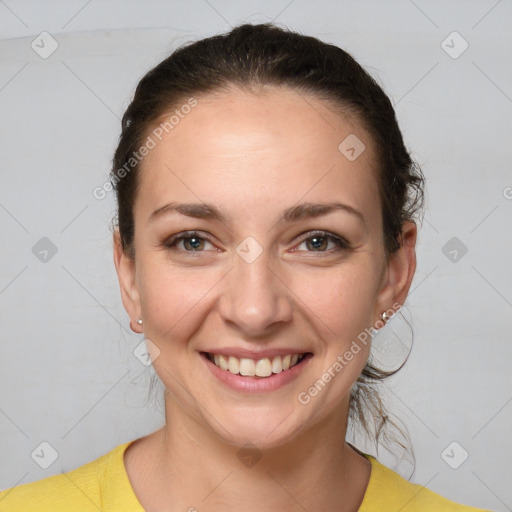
left=0, top=440, right=491, bottom=511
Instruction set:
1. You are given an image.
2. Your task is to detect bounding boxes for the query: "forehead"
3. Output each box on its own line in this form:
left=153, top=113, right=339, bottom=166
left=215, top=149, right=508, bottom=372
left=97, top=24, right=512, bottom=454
left=136, top=85, right=380, bottom=226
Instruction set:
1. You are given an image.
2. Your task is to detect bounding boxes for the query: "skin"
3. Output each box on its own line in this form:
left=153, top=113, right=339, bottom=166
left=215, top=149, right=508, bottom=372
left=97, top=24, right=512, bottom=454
left=113, top=85, right=417, bottom=512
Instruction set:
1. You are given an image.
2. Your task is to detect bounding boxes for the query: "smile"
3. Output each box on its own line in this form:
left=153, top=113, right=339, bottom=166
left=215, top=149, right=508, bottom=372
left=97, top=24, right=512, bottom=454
left=204, top=352, right=308, bottom=377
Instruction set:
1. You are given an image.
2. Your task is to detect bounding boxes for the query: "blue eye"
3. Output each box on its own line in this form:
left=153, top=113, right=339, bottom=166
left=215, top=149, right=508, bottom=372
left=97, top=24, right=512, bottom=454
left=163, top=231, right=214, bottom=252
left=162, top=230, right=350, bottom=256
left=295, top=231, right=349, bottom=253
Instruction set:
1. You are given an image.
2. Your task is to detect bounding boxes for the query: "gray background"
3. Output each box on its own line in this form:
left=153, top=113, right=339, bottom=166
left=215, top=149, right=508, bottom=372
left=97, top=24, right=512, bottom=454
left=0, top=1, right=511, bottom=510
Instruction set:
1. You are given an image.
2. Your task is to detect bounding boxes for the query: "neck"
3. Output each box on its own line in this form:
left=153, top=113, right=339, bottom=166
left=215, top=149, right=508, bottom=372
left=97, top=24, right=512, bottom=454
left=129, top=395, right=371, bottom=512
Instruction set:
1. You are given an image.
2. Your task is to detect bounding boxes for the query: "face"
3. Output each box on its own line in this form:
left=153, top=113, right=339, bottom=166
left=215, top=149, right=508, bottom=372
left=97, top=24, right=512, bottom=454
left=114, top=85, right=416, bottom=449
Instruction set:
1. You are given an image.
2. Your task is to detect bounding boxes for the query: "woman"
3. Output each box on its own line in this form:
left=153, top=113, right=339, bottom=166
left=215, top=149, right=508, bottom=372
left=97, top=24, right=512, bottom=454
left=0, top=23, right=491, bottom=511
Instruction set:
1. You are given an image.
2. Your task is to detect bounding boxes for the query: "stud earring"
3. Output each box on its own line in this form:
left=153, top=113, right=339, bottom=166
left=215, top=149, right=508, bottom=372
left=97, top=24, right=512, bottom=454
left=136, top=318, right=143, bottom=325
left=381, top=311, right=390, bottom=322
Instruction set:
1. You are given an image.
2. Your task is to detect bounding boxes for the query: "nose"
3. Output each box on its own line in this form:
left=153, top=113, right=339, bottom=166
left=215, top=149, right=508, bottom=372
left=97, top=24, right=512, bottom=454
left=218, top=248, right=293, bottom=336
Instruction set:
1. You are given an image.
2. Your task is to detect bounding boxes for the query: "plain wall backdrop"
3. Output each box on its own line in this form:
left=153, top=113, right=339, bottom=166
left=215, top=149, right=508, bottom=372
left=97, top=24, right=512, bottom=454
left=0, top=1, right=511, bottom=510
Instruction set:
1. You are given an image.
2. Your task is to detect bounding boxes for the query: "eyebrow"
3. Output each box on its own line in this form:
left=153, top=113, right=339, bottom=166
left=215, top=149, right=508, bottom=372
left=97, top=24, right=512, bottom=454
left=149, top=201, right=367, bottom=227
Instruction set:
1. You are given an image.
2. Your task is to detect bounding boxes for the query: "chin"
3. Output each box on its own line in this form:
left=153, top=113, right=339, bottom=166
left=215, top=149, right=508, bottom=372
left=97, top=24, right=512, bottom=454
left=206, top=405, right=306, bottom=451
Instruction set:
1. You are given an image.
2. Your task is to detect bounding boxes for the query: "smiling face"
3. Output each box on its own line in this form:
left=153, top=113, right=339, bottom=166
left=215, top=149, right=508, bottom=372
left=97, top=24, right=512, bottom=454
left=114, top=85, right=416, bottom=449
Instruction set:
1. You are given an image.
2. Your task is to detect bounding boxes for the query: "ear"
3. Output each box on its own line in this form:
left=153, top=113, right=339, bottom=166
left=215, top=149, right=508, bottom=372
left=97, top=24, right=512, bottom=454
left=374, top=221, right=417, bottom=323
left=113, top=230, right=143, bottom=334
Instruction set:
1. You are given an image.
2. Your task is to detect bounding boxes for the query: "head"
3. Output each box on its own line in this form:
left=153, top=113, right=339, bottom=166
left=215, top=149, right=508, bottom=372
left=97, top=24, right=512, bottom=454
left=112, top=23, right=423, bottom=452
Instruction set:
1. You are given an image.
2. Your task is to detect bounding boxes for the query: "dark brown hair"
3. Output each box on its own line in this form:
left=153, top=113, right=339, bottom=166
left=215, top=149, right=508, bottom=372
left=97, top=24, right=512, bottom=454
left=111, top=22, right=424, bottom=461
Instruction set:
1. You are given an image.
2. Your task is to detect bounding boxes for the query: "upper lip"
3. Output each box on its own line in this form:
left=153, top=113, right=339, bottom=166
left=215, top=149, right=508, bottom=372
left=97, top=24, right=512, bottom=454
left=202, top=347, right=312, bottom=359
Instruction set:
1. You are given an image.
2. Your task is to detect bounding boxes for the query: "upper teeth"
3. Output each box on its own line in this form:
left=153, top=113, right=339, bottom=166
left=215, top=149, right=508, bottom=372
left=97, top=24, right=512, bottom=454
left=210, top=353, right=304, bottom=377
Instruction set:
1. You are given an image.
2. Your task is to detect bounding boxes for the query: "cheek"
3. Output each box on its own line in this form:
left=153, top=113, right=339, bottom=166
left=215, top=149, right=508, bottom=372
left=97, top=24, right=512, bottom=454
left=290, top=262, right=380, bottom=342
left=137, top=248, right=383, bottom=351
left=137, top=261, right=225, bottom=342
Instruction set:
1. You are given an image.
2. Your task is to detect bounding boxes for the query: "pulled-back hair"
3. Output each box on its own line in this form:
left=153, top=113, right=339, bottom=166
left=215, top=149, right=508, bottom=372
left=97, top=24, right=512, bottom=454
left=111, top=22, right=424, bottom=461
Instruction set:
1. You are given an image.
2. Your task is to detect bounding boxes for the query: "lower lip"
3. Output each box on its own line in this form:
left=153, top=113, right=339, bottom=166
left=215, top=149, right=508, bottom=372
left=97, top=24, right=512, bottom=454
left=201, top=352, right=313, bottom=393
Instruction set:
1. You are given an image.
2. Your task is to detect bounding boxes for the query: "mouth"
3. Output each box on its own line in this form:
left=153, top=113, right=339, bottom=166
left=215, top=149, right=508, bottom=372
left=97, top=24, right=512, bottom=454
left=201, top=351, right=312, bottom=378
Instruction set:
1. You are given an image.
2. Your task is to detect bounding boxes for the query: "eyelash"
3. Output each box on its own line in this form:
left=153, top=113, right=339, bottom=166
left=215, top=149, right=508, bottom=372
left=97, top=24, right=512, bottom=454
left=162, top=230, right=350, bottom=255
left=294, top=230, right=350, bottom=253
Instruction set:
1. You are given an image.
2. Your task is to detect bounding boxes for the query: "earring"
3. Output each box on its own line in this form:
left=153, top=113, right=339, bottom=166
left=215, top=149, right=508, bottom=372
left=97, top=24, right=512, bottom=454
left=381, top=311, right=390, bottom=322
left=136, top=318, right=143, bottom=325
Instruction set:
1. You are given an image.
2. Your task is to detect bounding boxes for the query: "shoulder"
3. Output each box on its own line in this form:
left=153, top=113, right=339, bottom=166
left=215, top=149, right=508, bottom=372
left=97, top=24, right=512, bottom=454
left=0, top=442, right=134, bottom=512
left=359, top=453, right=492, bottom=512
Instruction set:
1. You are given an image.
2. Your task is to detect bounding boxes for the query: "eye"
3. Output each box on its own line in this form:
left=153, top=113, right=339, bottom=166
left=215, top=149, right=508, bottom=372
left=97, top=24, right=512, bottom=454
left=163, top=231, right=216, bottom=252
left=293, top=230, right=350, bottom=253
